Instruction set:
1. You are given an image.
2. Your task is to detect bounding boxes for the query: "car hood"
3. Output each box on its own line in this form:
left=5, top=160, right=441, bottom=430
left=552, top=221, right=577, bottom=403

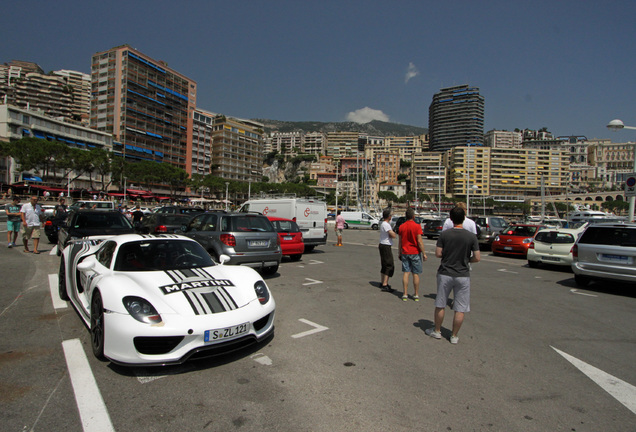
left=119, top=265, right=260, bottom=316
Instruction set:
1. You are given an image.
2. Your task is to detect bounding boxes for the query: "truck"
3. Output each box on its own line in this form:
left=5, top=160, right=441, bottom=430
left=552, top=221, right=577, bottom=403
left=238, top=198, right=328, bottom=251
left=340, top=211, right=380, bottom=230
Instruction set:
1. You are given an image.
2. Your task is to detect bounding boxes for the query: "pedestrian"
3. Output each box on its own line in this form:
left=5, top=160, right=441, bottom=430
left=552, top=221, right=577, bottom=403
left=335, top=210, right=345, bottom=246
left=20, top=195, right=44, bottom=254
left=379, top=208, right=397, bottom=292
left=442, top=202, right=477, bottom=235
left=131, top=204, right=144, bottom=231
left=397, top=207, right=427, bottom=301
left=54, top=198, right=67, bottom=220
left=5, top=197, right=22, bottom=248
left=425, top=206, right=480, bottom=344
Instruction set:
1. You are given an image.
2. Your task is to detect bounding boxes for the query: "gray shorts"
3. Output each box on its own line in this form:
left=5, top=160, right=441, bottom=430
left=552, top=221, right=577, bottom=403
left=435, top=274, right=470, bottom=312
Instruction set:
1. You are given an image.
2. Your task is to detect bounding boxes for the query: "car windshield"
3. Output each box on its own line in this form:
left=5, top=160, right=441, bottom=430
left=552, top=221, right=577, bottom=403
left=225, top=215, right=274, bottom=232
left=502, top=226, right=538, bottom=236
left=534, top=231, right=575, bottom=244
left=114, top=239, right=214, bottom=271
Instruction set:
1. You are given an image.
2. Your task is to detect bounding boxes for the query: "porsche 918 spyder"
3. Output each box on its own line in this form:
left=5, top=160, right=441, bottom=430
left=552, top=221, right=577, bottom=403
left=58, top=234, right=275, bottom=366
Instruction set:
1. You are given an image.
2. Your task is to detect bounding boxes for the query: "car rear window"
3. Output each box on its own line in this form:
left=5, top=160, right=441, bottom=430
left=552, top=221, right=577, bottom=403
left=578, top=226, right=636, bottom=246
left=224, top=215, right=274, bottom=232
left=503, top=226, right=538, bottom=236
left=490, top=218, right=506, bottom=228
left=534, top=231, right=575, bottom=244
left=272, top=220, right=300, bottom=233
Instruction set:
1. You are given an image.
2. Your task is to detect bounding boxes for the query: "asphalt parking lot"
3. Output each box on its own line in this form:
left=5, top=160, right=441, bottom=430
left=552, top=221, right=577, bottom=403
left=0, top=227, right=634, bottom=431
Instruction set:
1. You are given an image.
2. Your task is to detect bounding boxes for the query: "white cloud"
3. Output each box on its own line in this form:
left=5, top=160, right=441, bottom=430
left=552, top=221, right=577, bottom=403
left=346, top=107, right=390, bottom=124
left=405, top=62, right=419, bottom=84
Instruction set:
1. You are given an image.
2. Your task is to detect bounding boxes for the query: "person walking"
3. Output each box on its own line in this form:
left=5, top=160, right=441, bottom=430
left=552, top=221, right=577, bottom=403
left=426, top=206, right=480, bottom=344
left=5, top=197, right=21, bottom=248
left=397, top=207, right=427, bottom=301
left=335, top=210, right=345, bottom=246
left=379, top=208, right=397, bottom=292
left=131, top=205, right=144, bottom=231
left=20, top=195, right=44, bottom=254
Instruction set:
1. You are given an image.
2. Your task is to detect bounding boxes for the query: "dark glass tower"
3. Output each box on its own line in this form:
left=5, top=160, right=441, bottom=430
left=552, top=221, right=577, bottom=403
left=429, top=85, right=484, bottom=152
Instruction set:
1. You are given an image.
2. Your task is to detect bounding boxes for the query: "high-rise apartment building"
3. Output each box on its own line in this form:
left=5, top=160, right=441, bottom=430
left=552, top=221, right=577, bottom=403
left=90, top=45, right=197, bottom=173
left=53, top=70, right=91, bottom=125
left=428, top=85, right=484, bottom=152
left=484, top=129, right=522, bottom=148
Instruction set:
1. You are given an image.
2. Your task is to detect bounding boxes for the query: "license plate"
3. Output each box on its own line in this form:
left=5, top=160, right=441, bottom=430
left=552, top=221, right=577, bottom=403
left=542, top=256, right=560, bottom=262
left=205, top=323, right=249, bottom=342
left=504, top=246, right=513, bottom=251
left=248, top=240, right=268, bottom=247
left=283, top=236, right=292, bottom=241
left=601, top=254, right=629, bottom=263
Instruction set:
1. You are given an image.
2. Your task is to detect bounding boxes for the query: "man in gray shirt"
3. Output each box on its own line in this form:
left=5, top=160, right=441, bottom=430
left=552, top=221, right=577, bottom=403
left=425, top=206, right=480, bottom=344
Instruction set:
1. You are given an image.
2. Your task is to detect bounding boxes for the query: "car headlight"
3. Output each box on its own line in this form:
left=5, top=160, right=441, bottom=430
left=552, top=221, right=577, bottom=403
left=522, top=237, right=533, bottom=244
left=123, top=296, right=162, bottom=324
left=493, top=236, right=500, bottom=242
left=253, top=280, right=270, bottom=305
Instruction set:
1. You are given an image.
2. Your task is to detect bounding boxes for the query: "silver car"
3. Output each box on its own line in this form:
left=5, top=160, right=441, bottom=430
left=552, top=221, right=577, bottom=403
left=182, top=212, right=282, bottom=275
left=571, top=223, right=636, bottom=286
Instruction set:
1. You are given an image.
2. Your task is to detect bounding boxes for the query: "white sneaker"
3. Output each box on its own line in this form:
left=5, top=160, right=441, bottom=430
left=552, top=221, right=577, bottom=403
left=450, top=336, right=459, bottom=344
left=425, top=328, right=442, bottom=339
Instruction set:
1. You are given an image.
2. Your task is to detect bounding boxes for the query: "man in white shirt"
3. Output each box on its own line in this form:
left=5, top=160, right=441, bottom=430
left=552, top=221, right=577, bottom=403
left=442, top=202, right=478, bottom=235
left=379, top=208, right=397, bottom=292
left=20, top=195, right=44, bottom=253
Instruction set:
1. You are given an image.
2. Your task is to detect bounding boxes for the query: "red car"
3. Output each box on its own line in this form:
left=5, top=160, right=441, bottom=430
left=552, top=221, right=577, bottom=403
left=491, top=224, right=547, bottom=257
left=268, top=217, right=304, bottom=261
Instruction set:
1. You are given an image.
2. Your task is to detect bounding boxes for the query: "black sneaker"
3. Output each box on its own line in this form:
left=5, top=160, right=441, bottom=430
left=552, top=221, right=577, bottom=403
left=381, top=284, right=393, bottom=292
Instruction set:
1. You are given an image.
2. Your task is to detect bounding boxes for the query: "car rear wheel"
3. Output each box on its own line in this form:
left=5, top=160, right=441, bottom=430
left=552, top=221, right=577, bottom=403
left=90, top=291, right=106, bottom=360
left=574, top=274, right=591, bottom=287
left=528, top=260, right=539, bottom=268
left=290, top=254, right=302, bottom=261
left=372, top=224, right=378, bottom=230
left=58, top=258, right=69, bottom=301
left=304, top=245, right=315, bottom=253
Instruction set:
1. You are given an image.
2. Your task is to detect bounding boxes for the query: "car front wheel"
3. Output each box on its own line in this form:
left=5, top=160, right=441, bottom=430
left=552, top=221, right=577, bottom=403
left=90, top=291, right=106, bottom=360
left=58, top=258, right=69, bottom=301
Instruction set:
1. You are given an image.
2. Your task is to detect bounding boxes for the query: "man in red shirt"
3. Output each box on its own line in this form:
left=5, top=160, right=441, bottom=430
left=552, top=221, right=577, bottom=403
left=398, top=208, right=427, bottom=301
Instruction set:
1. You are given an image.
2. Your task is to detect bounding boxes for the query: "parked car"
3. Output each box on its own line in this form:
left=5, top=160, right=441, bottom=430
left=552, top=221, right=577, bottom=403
left=182, top=212, right=282, bottom=275
left=395, top=216, right=424, bottom=234
left=471, top=216, right=508, bottom=247
left=268, top=217, right=304, bottom=261
left=155, top=206, right=205, bottom=215
left=58, top=234, right=275, bottom=365
left=571, top=223, right=636, bottom=286
left=423, top=219, right=444, bottom=239
left=57, top=210, right=135, bottom=255
left=527, top=227, right=584, bottom=268
left=68, top=200, right=116, bottom=212
left=491, top=224, right=547, bottom=257
left=137, top=213, right=193, bottom=234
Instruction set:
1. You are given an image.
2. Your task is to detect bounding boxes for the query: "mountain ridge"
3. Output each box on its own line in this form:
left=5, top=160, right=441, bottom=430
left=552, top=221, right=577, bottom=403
left=253, top=119, right=428, bottom=137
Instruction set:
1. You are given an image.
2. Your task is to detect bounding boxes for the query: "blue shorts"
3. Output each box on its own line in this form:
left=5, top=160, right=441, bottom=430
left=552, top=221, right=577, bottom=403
left=401, top=254, right=423, bottom=274
left=7, top=220, right=21, bottom=232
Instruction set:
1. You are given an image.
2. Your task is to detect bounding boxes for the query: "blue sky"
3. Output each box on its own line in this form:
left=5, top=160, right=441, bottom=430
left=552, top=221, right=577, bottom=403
left=2, top=1, right=635, bottom=141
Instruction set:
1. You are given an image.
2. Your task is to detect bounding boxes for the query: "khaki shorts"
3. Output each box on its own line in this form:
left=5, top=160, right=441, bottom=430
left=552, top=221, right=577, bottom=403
left=23, top=226, right=41, bottom=240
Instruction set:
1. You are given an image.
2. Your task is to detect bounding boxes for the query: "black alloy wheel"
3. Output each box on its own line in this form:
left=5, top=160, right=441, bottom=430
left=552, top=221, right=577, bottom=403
left=90, top=291, right=106, bottom=360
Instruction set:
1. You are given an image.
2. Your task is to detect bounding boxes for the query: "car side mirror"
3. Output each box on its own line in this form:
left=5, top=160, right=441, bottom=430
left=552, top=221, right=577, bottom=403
left=218, top=254, right=231, bottom=265
left=77, top=257, right=96, bottom=271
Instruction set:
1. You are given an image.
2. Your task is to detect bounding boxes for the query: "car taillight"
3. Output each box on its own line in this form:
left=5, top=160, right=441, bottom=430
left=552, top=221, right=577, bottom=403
left=571, top=244, right=578, bottom=258
left=155, top=225, right=168, bottom=233
left=221, top=234, right=236, bottom=247
left=324, top=218, right=328, bottom=233
left=276, top=235, right=281, bottom=246
left=528, top=241, right=535, bottom=249
left=45, top=220, right=52, bottom=227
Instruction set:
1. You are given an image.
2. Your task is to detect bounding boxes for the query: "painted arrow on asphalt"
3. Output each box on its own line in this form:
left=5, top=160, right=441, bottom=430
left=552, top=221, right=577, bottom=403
left=291, top=319, right=329, bottom=339
left=570, top=289, right=598, bottom=297
left=552, top=346, right=636, bottom=414
left=303, top=278, right=323, bottom=286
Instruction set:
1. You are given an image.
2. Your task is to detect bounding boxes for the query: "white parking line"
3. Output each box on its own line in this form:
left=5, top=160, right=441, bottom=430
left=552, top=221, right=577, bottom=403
left=291, top=319, right=329, bottom=339
left=50, top=245, right=58, bottom=255
left=48, top=273, right=67, bottom=310
left=552, top=346, right=636, bottom=414
left=62, top=339, right=115, bottom=432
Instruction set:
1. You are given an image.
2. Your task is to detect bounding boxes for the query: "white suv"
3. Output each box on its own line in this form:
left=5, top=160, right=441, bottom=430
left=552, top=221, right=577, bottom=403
left=571, top=223, right=636, bottom=286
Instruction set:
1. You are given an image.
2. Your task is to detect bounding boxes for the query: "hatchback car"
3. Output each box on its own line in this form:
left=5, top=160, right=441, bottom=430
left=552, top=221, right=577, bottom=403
left=182, top=212, right=282, bottom=275
left=137, top=213, right=193, bottom=235
left=571, top=223, right=636, bottom=286
left=423, top=219, right=444, bottom=239
left=471, top=216, right=508, bottom=247
left=57, top=210, right=136, bottom=255
left=527, top=227, right=584, bottom=268
left=491, top=224, right=546, bottom=257
left=268, top=217, right=304, bottom=261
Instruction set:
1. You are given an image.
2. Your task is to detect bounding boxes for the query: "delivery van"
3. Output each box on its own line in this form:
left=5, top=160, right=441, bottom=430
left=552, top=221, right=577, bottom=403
left=239, top=198, right=327, bottom=251
left=340, top=211, right=380, bottom=230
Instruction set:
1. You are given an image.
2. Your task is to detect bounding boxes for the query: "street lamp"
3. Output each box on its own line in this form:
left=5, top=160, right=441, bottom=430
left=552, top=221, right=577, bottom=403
left=334, top=179, right=339, bottom=216
left=607, top=119, right=636, bottom=222
left=225, top=182, right=229, bottom=211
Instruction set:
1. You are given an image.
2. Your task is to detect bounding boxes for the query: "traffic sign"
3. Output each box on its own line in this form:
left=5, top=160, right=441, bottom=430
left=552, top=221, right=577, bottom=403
left=625, top=173, right=636, bottom=197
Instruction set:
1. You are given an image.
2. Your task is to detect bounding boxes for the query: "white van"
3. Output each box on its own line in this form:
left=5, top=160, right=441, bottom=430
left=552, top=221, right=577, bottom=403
left=239, top=198, right=328, bottom=251
left=340, top=211, right=380, bottom=230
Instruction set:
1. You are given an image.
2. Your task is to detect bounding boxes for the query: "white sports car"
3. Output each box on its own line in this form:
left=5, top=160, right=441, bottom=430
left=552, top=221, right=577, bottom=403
left=59, top=234, right=276, bottom=366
